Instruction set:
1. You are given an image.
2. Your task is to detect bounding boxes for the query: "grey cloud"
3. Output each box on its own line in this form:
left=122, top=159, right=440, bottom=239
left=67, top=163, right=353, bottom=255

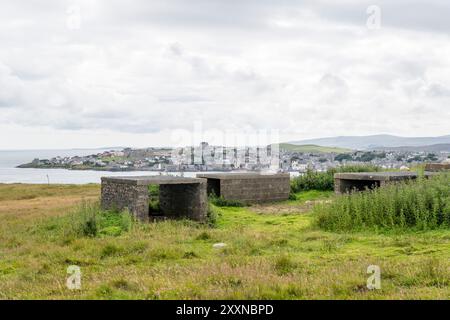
left=89, top=0, right=450, bottom=34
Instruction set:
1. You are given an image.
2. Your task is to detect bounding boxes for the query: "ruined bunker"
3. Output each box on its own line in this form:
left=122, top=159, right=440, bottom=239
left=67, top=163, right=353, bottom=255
left=334, top=171, right=428, bottom=194
left=425, top=163, right=450, bottom=172
left=101, top=176, right=207, bottom=221
left=196, top=173, right=290, bottom=203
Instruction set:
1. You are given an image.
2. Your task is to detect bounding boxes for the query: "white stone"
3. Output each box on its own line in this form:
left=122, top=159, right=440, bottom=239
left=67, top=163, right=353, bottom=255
left=212, top=243, right=227, bottom=249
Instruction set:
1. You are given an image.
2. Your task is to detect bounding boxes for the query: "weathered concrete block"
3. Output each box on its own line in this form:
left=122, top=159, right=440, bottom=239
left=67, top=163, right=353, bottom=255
left=101, top=176, right=207, bottom=222
left=159, top=180, right=207, bottom=221
left=425, top=163, right=450, bottom=172
left=334, top=172, right=423, bottom=194
left=196, top=173, right=290, bottom=203
left=101, top=179, right=149, bottom=221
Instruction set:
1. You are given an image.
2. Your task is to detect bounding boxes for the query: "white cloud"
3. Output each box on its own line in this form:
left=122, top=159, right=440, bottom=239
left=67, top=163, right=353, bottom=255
left=0, top=0, right=449, bottom=149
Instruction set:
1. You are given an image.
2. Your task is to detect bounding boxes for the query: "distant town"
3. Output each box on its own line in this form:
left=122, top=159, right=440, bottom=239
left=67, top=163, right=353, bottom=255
left=17, top=142, right=450, bottom=173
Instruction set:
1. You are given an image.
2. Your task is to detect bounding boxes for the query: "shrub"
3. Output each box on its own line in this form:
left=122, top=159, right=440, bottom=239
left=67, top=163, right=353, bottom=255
left=69, top=201, right=134, bottom=238
left=291, top=164, right=381, bottom=192
left=148, top=185, right=159, bottom=197
left=99, top=226, right=123, bottom=237
left=206, top=203, right=220, bottom=227
left=290, top=169, right=334, bottom=192
left=149, top=199, right=160, bottom=213
left=314, top=173, right=450, bottom=232
left=208, top=193, right=245, bottom=207
left=148, top=185, right=161, bottom=214
left=288, top=191, right=297, bottom=200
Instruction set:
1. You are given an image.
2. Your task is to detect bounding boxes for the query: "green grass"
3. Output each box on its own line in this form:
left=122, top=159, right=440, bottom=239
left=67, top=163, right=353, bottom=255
left=0, top=184, right=448, bottom=299
left=315, top=173, right=450, bottom=232
left=208, top=193, right=246, bottom=207
left=287, top=190, right=334, bottom=203
left=275, top=143, right=352, bottom=154
left=0, top=184, right=99, bottom=201
left=148, top=185, right=161, bottom=214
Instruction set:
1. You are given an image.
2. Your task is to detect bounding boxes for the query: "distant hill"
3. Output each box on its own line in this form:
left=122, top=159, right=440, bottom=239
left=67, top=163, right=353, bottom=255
left=274, top=143, right=351, bottom=154
left=373, top=143, right=450, bottom=153
left=288, top=135, right=450, bottom=150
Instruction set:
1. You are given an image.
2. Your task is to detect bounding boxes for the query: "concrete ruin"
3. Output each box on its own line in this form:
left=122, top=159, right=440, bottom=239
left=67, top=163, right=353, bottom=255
left=334, top=171, right=430, bottom=194
left=425, top=163, right=450, bottom=172
left=196, top=173, right=290, bottom=203
left=101, top=176, right=207, bottom=221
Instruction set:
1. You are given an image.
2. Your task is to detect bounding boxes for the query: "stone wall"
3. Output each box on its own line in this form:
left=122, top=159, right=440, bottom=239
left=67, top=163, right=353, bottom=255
left=101, top=178, right=149, bottom=221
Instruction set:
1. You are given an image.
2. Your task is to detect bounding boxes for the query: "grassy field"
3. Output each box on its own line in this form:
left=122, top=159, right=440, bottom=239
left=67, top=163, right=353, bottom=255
left=0, top=184, right=448, bottom=299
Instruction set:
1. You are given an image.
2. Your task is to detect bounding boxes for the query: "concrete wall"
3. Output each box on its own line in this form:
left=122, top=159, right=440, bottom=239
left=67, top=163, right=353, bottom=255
left=101, top=177, right=208, bottom=222
left=101, top=179, right=149, bottom=221
left=334, top=172, right=420, bottom=194
left=334, top=178, right=382, bottom=194
left=216, top=176, right=290, bottom=203
left=425, top=163, right=450, bottom=172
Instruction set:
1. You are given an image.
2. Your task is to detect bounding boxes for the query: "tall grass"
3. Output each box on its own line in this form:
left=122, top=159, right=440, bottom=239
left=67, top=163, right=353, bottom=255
left=291, top=164, right=381, bottom=192
left=314, top=173, right=450, bottom=232
left=67, top=201, right=134, bottom=237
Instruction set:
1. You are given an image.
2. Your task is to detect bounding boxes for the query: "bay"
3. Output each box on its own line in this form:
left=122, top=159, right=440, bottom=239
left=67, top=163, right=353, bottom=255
left=0, top=149, right=298, bottom=184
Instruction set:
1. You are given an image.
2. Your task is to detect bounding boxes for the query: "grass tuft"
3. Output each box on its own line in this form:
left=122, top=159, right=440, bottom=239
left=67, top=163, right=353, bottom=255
left=274, top=255, right=297, bottom=275
left=209, top=193, right=245, bottom=207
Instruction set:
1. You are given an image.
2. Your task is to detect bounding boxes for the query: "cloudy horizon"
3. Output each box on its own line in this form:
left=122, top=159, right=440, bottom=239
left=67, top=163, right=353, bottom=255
left=1, top=0, right=449, bottom=149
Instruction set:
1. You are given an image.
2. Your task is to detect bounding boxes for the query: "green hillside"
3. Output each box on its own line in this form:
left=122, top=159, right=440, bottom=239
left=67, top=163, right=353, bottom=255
left=275, top=143, right=352, bottom=153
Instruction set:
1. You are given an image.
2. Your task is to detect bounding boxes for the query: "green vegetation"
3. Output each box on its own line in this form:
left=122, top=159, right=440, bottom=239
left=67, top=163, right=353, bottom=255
left=288, top=190, right=334, bottom=203
left=206, top=203, right=219, bottom=227
left=276, top=143, right=352, bottom=154
left=334, top=153, right=353, bottom=162
left=208, top=193, right=246, bottom=207
left=290, top=164, right=381, bottom=192
left=355, top=152, right=379, bottom=162
left=315, top=174, right=450, bottom=232
left=0, top=183, right=448, bottom=299
left=425, top=153, right=438, bottom=162
left=68, top=201, right=134, bottom=238
left=0, top=184, right=99, bottom=201
left=148, top=185, right=161, bottom=213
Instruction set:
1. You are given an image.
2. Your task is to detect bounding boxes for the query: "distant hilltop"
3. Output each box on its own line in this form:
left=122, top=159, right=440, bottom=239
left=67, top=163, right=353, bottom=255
left=288, top=134, right=450, bottom=151
left=273, top=143, right=351, bottom=154
left=372, top=143, right=450, bottom=153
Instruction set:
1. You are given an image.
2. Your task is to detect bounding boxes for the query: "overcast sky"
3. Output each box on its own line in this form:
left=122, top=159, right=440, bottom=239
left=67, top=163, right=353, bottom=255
left=0, top=0, right=449, bottom=149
